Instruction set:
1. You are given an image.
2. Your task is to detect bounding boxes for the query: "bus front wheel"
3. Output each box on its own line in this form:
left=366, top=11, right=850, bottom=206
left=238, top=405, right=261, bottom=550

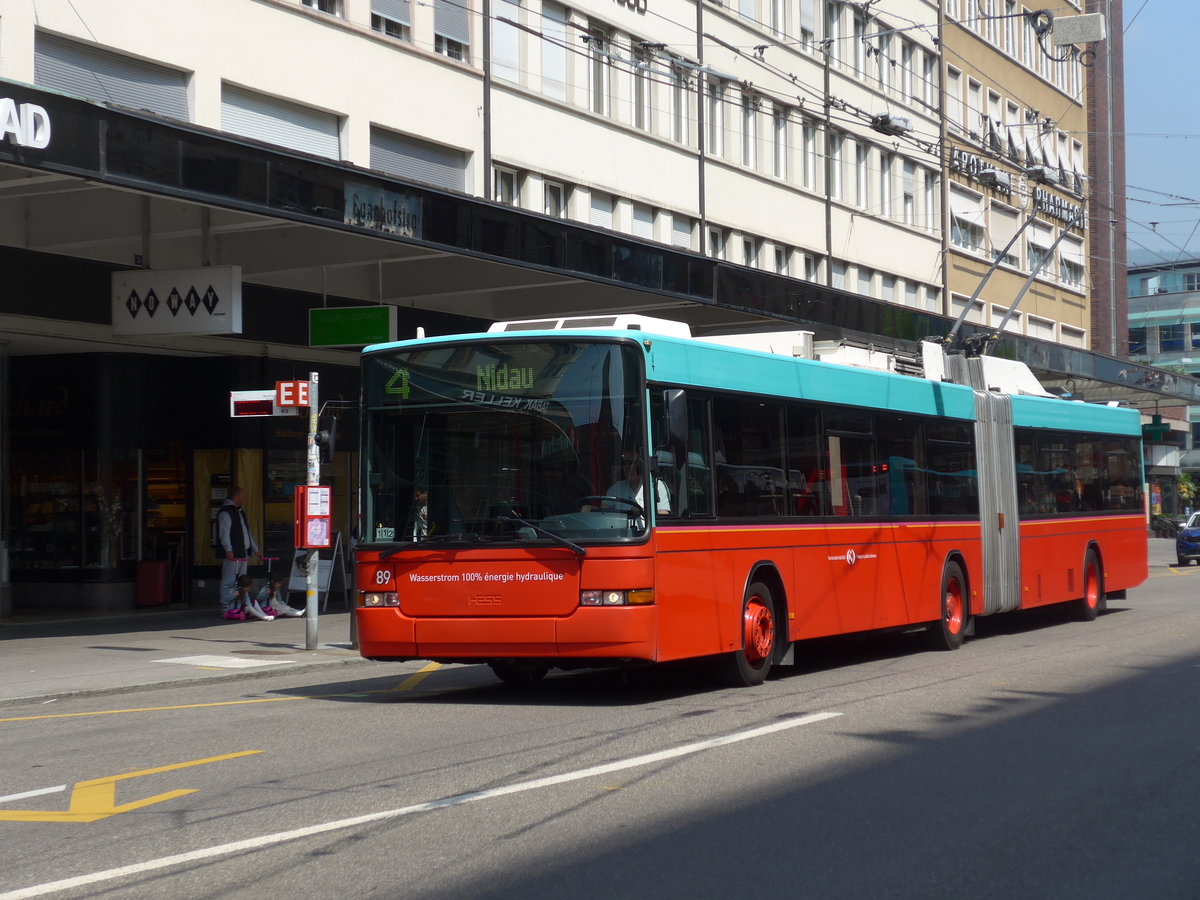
left=926, top=561, right=968, bottom=651
left=722, top=582, right=776, bottom=687
left=1069, top=549, right=1105, bottom=621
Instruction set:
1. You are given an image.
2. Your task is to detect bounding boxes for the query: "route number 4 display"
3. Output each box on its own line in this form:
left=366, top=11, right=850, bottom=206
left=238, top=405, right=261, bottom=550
left=294, top=485, right=332, bottom=549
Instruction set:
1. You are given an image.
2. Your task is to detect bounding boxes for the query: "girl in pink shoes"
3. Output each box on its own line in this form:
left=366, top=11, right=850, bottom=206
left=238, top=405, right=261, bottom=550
left=253, top=570, right=304, bottom=618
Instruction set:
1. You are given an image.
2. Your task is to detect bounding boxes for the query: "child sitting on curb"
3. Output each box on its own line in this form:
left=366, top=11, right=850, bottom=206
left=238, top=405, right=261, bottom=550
left=253, top=570, right=304, bottom=618
left=221, top=574, right=260, bottom=620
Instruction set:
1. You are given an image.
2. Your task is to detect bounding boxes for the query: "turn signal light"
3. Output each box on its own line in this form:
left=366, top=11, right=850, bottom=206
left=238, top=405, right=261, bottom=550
left=359, top=592, right=400, bottom=607
left=580, top=589, right=654, bottom=607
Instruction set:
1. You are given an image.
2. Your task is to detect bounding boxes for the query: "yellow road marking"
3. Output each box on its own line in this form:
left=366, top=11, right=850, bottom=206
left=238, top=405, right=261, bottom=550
left=0, top=696, right=308, bottom=723
left=390, top=662, right=442, bottom=691
left=1, top=665, right=450, bottom=723
left=0, top=751, right=261, bottom=823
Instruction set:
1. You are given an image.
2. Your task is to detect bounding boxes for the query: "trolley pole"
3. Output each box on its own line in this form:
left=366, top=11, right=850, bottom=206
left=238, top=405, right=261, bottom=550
left=305, top=371, right=320, bottom=651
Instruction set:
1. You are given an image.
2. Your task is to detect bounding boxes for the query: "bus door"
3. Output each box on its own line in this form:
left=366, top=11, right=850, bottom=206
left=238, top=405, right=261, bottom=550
left=974, top=390, right=1020, bottom=613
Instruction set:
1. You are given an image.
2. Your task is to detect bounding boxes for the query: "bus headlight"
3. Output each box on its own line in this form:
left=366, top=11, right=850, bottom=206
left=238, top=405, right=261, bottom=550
left=580, top=590, right=654, bottom=607
left=359, top=592, right=400, bottom=607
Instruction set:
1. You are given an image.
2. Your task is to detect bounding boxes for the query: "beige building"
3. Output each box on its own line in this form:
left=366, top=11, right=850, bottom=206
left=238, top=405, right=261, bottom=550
left=940, top=1, right=1092, bottom=349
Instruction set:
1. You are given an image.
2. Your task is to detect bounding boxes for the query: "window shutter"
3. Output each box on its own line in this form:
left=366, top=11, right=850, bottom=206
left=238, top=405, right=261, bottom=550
left=35, top=33, right=188, bottom=121
left=541, top=3, right=568, bottom=100
left=435, top=0, right=471, bottom=44
left=633, top=205, right=654, bottom=239
left=370, top=127, right=467, bottom=192
left=590, top=192, right=613, bottom=229
left=373, top=0, right=410, bottom=24
left=221, top=85, right=340, bottom=159
left=492, top=0, right=520, bottom=82
left=672, top=217, right=692, bottom=249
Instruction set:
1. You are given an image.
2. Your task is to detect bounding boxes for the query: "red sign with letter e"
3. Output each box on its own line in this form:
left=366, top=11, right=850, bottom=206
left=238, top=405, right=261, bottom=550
left=276, top=381, right=310, bottom=407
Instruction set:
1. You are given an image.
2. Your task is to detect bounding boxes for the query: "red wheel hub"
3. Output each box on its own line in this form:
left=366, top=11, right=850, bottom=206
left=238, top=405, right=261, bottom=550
left=1085, top=563, right=1099, bottom=609
left=944, top=579, right=964, bottom=635
left=742, top=597, right=774, bottom=665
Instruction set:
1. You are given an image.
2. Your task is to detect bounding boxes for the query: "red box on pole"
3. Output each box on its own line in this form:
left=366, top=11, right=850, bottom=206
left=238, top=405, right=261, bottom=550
left=276, top=380, right=310, bottom=407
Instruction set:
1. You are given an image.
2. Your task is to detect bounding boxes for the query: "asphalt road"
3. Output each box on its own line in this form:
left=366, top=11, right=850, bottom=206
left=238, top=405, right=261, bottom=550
left=3, top=544, right=1198, bottom=899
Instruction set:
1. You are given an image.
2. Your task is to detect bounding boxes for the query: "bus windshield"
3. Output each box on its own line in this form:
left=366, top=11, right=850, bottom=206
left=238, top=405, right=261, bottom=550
left=362, top=338, right=649, bottom=548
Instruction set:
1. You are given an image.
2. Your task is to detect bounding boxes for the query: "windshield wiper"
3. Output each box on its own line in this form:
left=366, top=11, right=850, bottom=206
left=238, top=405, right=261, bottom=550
left=496, top=515, right=586, bottom=558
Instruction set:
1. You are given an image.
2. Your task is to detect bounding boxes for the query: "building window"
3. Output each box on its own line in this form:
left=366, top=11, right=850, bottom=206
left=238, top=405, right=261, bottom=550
left=1028, top=315, right=1056, bottom=341
left=857, top=267, right=874, bottom=297
left=798, top=0, right=817, bottom=45
left=772, top=106, right=788, bottom=179
left=1128, top=328, right=1147, bottom=356
left=544, top=181, right=567, bottom=217
left=708, top=226, right=727, bottom=259
left=946, top=67, right=963, bottom=133
left=771, top=0, right=786, bottom=35
left=855, top=143, right=869, bottom=209
left=744, top=237, right=759, bottom=267
left=879, top=151, right=893, bottom=217
left=670, top=65, right=690, bottom=144
left=303, top=0, right=342, bottom=14
left=902, top=160, right=916, bottom=225
left=494, top=167, right=520, bottom=205
left=672, top=215, right=693, bottom=249
left=435, top=0, right=470, bottom=62
left=492, top=0, right=520, bottom=82
left=829, top=133, right=844, bottom=200
left=633, top=45, right=653, bottom=131
left=802, top=121, right=817, bottom=188
left=876, top=28, right=891, bottom=93
left=1161, top=324, right=1184, bottom=353
left=831, top=260, right=845, bottom=289
left=541, top=3, right=568, bottom=100
left=1186, top=274, right=1200, bottom=291
left=775, top=245, right=791, bottom=275
left=1060, top=325, right=1085, bottom=348
left=881, top=274, right=896, bottom=303
left=372, top=0, right=411, bottom=41
left=706, top=77, right=725, bottom=157
left=590, top=191, right=614, bottom=229
left=950, top=189, right=984, bottom=252
left=742, top=92, right=758, bottom=168
left=852, top=9, right=867, bottom=76
left=1059, top=239, right=1085, bottom=287
left=589, top=27, right=612, bottom=116
left=825, top=2, right=843, bottom=64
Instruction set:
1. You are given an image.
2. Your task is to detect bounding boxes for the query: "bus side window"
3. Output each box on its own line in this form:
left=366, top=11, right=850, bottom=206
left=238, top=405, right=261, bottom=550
left=786, top=406, right=823, bottom=516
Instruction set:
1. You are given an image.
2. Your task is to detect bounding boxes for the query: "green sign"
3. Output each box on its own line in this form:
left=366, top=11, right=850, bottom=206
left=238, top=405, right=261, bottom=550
left=309, top=306, right=396, bottom=348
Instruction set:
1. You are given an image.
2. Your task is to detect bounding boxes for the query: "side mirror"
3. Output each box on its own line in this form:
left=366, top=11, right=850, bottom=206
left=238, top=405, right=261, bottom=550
left=663, top=389, right=687, bottom=468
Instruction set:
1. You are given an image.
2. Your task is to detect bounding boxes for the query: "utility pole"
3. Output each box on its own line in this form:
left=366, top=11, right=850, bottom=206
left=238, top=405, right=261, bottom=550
left=305, top=371, right=320, bottom=651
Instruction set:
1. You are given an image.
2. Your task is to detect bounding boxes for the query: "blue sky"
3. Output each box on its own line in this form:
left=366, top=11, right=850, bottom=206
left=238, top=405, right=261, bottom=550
left=1123, top=1, right=1200, bottom=264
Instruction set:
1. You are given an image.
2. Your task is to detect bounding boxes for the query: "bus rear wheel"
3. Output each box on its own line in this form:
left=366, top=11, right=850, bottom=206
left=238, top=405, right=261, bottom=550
left=926, top=560, right=968, bottom=651
left=722, top=582, right=776, bottom=687
left=1069, top=549, right=1105, bottom=621
left=488, top=661, right=549, bottom=686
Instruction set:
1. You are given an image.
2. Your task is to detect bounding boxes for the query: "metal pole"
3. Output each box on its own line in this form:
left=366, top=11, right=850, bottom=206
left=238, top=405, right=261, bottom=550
left=306, top=371, right=320, bottom=651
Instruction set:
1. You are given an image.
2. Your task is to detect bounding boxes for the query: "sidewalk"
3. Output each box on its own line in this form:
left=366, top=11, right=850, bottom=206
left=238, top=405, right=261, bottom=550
left=0, top=605, right=379, bottom=705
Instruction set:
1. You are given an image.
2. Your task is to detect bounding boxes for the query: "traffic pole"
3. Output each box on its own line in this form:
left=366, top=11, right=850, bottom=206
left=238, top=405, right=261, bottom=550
left=305, top=371, right=320, bottom=651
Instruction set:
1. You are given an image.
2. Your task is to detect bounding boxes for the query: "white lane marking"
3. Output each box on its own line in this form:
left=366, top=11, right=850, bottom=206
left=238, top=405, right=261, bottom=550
left=0, top=711, right=841, bottom=900
left=0, top=786, right=66, bottom=805
left=153, top=656, right=293, bottom=669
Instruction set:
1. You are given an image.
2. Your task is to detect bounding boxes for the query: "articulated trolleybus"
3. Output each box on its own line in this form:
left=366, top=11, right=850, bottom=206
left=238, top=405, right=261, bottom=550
left=354, top=315, right=1147, bottom=686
